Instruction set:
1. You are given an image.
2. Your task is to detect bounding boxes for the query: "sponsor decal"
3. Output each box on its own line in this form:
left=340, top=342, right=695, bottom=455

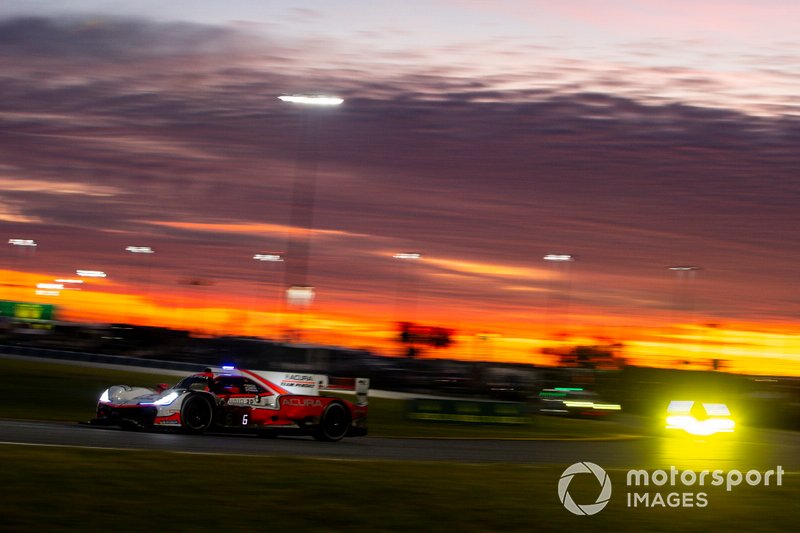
left=280, top=374, right=317, bottom=388
left=283, top=397, right=324, bottom=408
left=228, top=397, right=260, bottom=406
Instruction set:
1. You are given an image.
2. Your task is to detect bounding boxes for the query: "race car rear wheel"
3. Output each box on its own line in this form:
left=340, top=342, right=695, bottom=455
left=313, top=401, right=351, bottom=442
left=181, top=394, right=214, bottom=434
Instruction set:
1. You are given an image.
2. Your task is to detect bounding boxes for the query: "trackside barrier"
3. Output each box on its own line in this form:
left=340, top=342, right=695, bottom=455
left=407, top=398, right=529, bottom=425
left=0, top=344, right=208, bottom=372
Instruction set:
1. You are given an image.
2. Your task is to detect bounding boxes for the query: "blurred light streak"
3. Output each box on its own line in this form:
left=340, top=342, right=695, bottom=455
left=76, top=270, right=107, bottom=278
left=8, top=239, right=37, bottom=247
left=278, top=95, right=344, bottom=106
left=125, top=246, right=154, bottom=254
left=253, top=253, right=284, bottom=262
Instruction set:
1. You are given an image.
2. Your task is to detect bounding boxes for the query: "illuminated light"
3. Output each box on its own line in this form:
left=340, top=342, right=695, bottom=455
left=278, top=95, right=344, bottom=106
left=665, top=400, right=735, bottom=435
left=592, top=403, right=622, bottom=411
left=37, top=283, right=64, bottom=290
left=702, top=403, right=732, bottom=416
left=35, top=290, right=59, bottom=296
left=253, top=253, right=284, bottom=262
left=564, top=401, right=596, bottom=408
left=666, top=415, right=736, bottom=436
left=55, top=279, right=84, bottom=284
left=149, top=391, right=179, bottom=406
left=286, top=285, right=315, bottom=306
left=76, top=270, right=107, bottom=278
left=554, top=387, right=584, bottom=392
left=126, top=246, right=154, bottom=254
left=8, top=238, right=37, bottom=247
left=222, top=365, right=236, bottom=370
left=99, top=389, right=110, bottom=403
left=668, top=266, right=701, bottom=271
left=667, top=400, right=695, bottom=413
left=393, top=252, right=422, bottom=260
left=544, top=254, right=574, bottom=262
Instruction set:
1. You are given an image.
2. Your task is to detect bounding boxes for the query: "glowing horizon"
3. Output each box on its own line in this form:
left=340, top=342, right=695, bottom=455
left=3, top=267, right=799, bottom=377
left=1, top=5, right=799, bottom=378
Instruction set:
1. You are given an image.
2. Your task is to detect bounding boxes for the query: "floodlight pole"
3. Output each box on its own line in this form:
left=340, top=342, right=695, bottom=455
left=278, top=94, right=343, bottom=341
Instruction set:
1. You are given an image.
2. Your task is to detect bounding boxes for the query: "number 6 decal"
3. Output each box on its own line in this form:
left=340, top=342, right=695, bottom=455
left=242, top=414, right=249, bottom=425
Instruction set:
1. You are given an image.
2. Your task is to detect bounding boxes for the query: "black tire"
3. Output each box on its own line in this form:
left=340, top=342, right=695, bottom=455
left=180, top=394, right=214, bottom=434
left=313, top=401, right=351, bottom=442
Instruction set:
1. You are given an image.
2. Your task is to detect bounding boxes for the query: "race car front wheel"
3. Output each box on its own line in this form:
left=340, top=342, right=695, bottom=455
left=181, top=394, right=213, bottom=434
left=313, top=401, right=351, bottom=442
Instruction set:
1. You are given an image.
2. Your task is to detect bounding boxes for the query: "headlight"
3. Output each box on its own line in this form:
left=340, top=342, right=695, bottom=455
left=99, top=389, right=110, bottom=403
left=152, top=391, right=180, bottom=406
left=666, top=400, right=735, bottom=435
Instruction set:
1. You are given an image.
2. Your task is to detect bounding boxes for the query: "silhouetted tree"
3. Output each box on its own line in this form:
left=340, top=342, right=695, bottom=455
left=397, top=322, right=455, bottom=357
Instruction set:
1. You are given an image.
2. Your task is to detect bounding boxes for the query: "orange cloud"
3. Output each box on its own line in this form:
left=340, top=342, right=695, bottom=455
left=144, top=220, right=369, bottom=239
left=422, top=256, right=555, bottom=281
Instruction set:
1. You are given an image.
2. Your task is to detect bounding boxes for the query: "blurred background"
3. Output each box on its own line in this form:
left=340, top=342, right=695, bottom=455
left=1, top=1, right=800, bottom=427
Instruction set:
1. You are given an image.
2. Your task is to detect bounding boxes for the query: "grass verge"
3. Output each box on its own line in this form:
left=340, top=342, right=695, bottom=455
left=0, top=444, right=795, bottom=532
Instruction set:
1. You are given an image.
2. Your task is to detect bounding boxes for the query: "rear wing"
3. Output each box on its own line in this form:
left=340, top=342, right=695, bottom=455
left=323, top=377, right=370, bottom=406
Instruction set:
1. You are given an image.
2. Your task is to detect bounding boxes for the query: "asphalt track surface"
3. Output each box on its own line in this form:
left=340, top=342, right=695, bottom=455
left=2, top=419, right=799, bottom=470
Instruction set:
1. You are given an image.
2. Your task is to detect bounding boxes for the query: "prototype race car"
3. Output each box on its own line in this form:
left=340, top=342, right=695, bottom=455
left=537, top=387, right=621, bottom=417
left=665, top=400, right=735, bottom=436
left=92, top=367, right=369, bottom=441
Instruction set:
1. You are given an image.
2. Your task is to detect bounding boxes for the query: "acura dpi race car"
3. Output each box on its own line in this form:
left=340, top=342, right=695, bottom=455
left=92, top=367, right=369, bottom=441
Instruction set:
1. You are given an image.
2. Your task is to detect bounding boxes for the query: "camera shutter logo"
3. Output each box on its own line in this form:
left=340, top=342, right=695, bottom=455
left=558, top=461, right=612, bottom=515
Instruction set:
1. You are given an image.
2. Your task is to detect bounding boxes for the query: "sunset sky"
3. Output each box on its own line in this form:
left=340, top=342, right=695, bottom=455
left=1, top=1, right=800, bottom=375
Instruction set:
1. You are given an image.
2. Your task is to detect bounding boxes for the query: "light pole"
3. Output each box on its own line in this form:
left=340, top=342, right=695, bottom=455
left=392, top=252, right=423, bottom=356
left=668, top=265, right=702, bottom=365
left=278, top=94, right=343, bottom=341
left=253, top=252, right=284, bottom=337
left=668, top=265, right=701, bottom=314
left=125, top=246, right=155, bottom=324
left=7, top=238, right=37, bottom=299
left=393, top=252, right=423, bottom=324
left=543, top=253, right=575, bottom=342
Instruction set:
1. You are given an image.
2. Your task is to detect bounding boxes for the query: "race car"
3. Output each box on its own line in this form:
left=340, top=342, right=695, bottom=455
left=665, top=400, right=735, bottom=436
left=92, top=367, right=369, bottom=441
left=537, top=387, right=621, bottom=417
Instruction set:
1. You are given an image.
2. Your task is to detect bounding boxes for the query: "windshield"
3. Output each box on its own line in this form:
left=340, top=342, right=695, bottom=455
left=175, top=375, right=211, bottom=391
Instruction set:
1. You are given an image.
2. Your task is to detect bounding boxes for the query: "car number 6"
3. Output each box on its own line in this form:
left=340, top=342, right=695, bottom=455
left=242, top=414, right=249, bottom=425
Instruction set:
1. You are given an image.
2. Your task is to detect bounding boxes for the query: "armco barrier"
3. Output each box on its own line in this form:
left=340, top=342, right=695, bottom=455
left=407, top=398, right=529, bottom=425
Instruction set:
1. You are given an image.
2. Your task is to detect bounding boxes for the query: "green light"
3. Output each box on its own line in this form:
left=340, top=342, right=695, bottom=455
left=554, top=387, right=584, bottom=392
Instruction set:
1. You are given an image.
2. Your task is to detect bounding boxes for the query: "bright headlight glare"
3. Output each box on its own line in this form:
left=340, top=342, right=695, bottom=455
left=99, top=389, right=110, bottom=403
left=666, top=415, right=735, bottom=436
left=153, top=391, right=179, bottom=406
